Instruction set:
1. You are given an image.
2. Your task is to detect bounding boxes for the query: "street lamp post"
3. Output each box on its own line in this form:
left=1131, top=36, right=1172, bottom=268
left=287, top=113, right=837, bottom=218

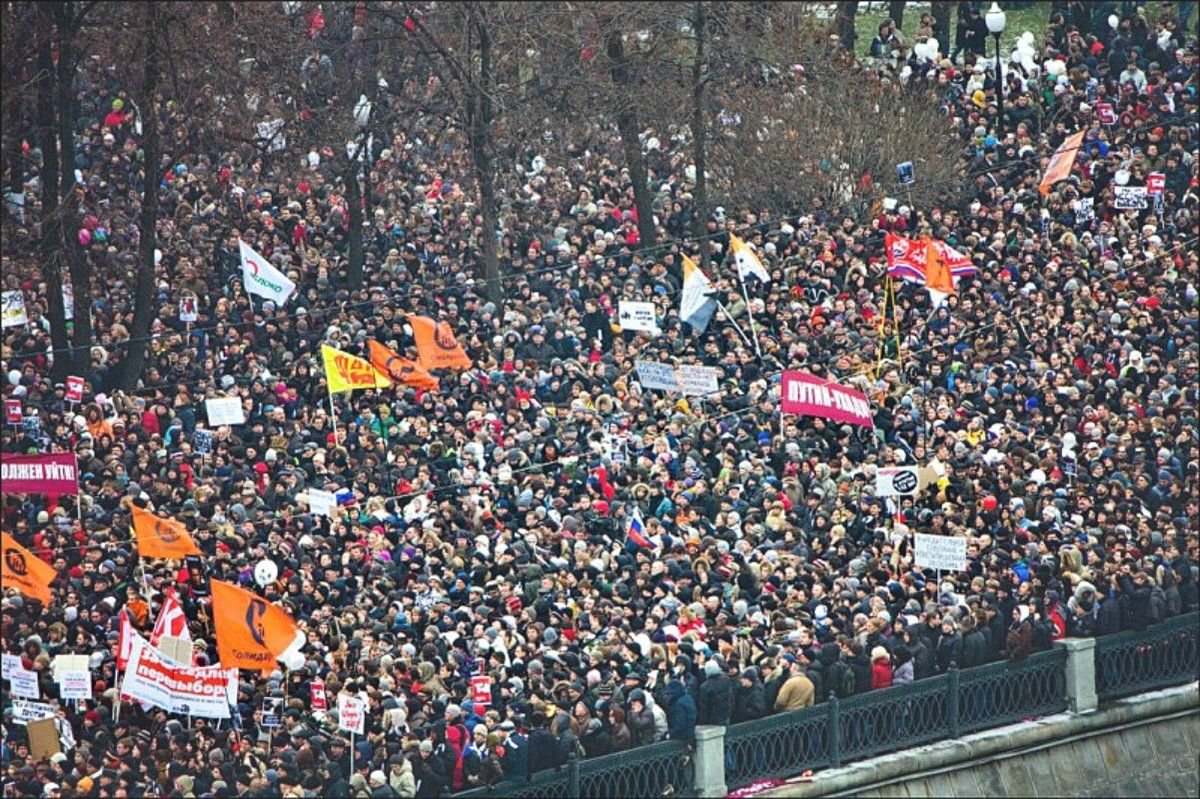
left=986, top=3, right=1007, bottom=131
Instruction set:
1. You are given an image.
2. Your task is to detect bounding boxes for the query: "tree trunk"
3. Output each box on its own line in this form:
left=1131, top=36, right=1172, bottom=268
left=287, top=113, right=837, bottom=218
left=118, top=1, right=161, bottom=390
left=932, top=1, right=954, bottom=52
left=54, top=4, right=92, bottom=376
left=470, top=4, right=502, bottom=304
left=34, top=8, right=71, bottom=381
left=833, top=3, right=858, bottom=52
left=346, top=146, right=364, bottom=287
left=604, top=28, right=656, bottom=251
left=691, top=2, right=710, bottom=269
left=889, top=1, right=908, bottom=30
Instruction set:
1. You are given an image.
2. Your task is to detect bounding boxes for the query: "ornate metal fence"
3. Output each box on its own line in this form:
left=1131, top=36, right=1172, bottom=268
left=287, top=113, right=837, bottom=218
left=457, top=740, right=694, bottom=799
left=836, top=672, right=952, bottom=761
left=956, top=648, right=1068, bottom=735
left=1094, top=611, right=1200, bottom=700
left=724, top=703, right=831, bottom=789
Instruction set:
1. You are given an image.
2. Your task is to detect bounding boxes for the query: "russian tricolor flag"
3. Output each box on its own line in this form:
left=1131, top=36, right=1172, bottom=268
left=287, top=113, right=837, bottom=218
left=625, top=507, right=655, bottom=550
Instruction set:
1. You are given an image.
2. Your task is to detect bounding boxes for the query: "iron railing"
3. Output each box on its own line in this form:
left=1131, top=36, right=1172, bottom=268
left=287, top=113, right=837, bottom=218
left=455, top=616, right=1200, bottom=796
left=1094, top=611, right=1200, bottom=700
left=458, top=739, right=694, bottom=799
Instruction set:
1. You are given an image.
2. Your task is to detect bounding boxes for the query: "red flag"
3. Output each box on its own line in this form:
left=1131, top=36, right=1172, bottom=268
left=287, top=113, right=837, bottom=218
left=150, top=586, right=192, bottom=647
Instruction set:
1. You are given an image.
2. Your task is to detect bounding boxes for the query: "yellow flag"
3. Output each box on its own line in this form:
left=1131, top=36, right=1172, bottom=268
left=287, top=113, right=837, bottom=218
left=321, top=344, right=392, bottom=394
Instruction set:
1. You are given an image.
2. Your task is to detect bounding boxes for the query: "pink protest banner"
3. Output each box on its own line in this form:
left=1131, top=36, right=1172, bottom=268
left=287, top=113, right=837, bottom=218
left=0, top=452, right=80, bottom=495
left=780, top=370, right=873, bottom=428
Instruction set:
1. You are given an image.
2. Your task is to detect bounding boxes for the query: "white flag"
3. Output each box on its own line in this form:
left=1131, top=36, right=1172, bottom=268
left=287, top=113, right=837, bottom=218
left=730, top=233, right=771, bottom=283
left=240, top=240, right=296, bottom=305
left=679, top=256, right=718, bottom=333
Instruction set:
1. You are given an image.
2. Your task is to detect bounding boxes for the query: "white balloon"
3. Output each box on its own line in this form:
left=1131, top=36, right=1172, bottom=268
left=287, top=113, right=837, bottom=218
left=1114, top=169, right=1130, bottom=186
left=254, top=559, right=278, bottom=587
left=1108, top=14, right=1119, bottom=30
left=279, top=649, right=305, bottom=671
left=154, top=249, right=162, bottom=265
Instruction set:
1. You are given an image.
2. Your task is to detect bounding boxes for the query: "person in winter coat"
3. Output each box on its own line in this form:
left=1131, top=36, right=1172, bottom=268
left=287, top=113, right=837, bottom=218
left=732, top=667, right=767, bottom=722
left=626, top=690, right=657, bottom=747
left=1096, top=587, right=1123, bottom=636
left=1118, top=569, right=1152, bottom=631
left=527, top=715, right=563, bottom=775
left=960, top=615, right=989, bottom=668
left=414, top=741, right=447, bottom=799
left=607, top=706, right=632, bottom=752
left=697, top=660, right=733, bottom=725
left=1043, top=591, right=1068, bottom=640
left=664, top=678, right=697, bottom=742
left=935, top=618, right=964, bottom=672
left=891, top=645, right=915, bottom=685
left=1004, top=606, right=1034, bottom=662
left=847, top=641, right=874, bottom=693
left=387, top=755, right=416, bottom=798
left=870, top=646, right=894, bottom=689
left=774, top=661, right=815, bottom=711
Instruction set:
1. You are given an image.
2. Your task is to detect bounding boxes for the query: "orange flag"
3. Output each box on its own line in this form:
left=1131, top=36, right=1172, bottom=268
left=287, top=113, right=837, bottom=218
left=410, top=315, right=472, bottom=371
left=1038, top=130, right=1085, bottom=196
left=2, top=531, right=57, bottom=603
left=368, top=340, right=439, bottom=391
left=130, top=504, right=201, bottom=559
left=210, top=579, right=299, bottom=671
left=924, top=237, right=955, bottom=306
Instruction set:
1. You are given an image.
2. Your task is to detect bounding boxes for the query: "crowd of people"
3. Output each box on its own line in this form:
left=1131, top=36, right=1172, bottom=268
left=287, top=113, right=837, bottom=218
left=2, top=1, right=1198, bottom=797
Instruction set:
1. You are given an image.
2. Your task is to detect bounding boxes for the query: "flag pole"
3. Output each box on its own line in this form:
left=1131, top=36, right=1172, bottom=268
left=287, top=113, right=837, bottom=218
left=327, top=383, right=339, bottom=447
left=715, top=301, right=755, bottom=351
left=736, top=271, right=764, bottom=359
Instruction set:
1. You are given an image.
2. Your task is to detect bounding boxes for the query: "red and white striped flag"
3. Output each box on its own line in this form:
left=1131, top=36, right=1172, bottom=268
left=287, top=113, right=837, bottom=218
left=117, top=608, right=135, bottom=671
left=149, top=587, right=192, bottom=647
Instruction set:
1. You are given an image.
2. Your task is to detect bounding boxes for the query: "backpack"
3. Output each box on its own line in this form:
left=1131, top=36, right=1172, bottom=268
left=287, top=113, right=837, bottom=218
left=833, top=662, right=856, bottom=699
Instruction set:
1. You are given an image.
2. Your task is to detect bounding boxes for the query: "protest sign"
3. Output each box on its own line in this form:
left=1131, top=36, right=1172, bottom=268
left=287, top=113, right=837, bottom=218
left=0, top=452, right=80, bottom=495
left=261, top=697, right=284, bottom=728
left=59, top=671, right=93, bottom=700
left=876, top=466, right=920, bottom=497
left=179, top=294, right=199, bottom=323
left=194, top=429, right=213, bottom=455
left=121, top=637, right=234, bottom=718
left=1, top=290, right=27, bottom=329
left=5, top=398, right=21, bottom=424
left=306, top=489, right=337, bottom=517
left=470, top=675, right=492, bottom=708
left=9, top=666, right=40, bottom=699
left=65, top=376, right=84, bottom=403
left=26, top=718, right=61, bottom=760
left=1145, top=173, right=1165, bottom=196
left=338, top=694, right=366, bottom=734
left=617, top=301, right=659, bottom=334
left=1073, top=197, right=1094, bottom=223
left=2, top=652, right=23, bottom=676
left=205, top=397, right=246, bottom=426
left=634, top=360, right=679, bottom=392
left=1113, top=186, right=1148, bottom=210
left=10, top=699, right=54, bottom=725
left=310, top=679, right=327, bottom=710
left=780, top=370, right=873, bottom=428
left=158, top=635, right=195, bottom=667
left=51, top=654, right=90, bottom=682
left=914, top=533, right=968, bottom=572
left=676, top=365, right=720, bottom=397
left=1096, top=102, right=1116, bottom=124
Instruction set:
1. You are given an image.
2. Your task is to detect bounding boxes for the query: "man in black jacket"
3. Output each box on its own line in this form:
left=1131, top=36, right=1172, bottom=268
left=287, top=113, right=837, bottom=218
left=731, top=667, right=766, bottom=723
left=697, top=660, right=733, bottom=725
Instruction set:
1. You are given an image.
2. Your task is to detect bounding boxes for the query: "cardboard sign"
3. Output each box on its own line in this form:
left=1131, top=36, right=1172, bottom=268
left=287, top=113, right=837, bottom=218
left=4, top=398, right=21, bottom=424
left=205, top=397, right=246, bottom=426
left=194, top=429, right=214, bottom=455
left=51, top=654, right=90, bottom=682
left=470, top=675, right=492, bottom=708
left=59, top=671, right=93, bottom=700
left=10, top=699, right=54, bottom=725
left=876, top=466, right=920, bottom=497
left=1113, top=186, right=1148, bottom=210
left=65, top=376, right=84, bottom=403
left=1, top=290, right=27, bottom=329
left=261, top=697, right=284, bottom=728
left=158, top=635, right=194, bottom=667
left=1096, top=103, right=1115, bottom=125
left=179, top=294, right=199, bottom=323
left=337, top=694, right=366, bottom=735
left=914, top=533, right=968, bottom=572
left=1145, top=173, right=1165, bottom=196
left=617, top=301, right=659, bottom=334
left=634, top=360, right=680, bottom=392
left=306, top=489, right=337, bottom=517
left=1073, top=197, right=1095, bottom=223
left=310, top=680, right=327, bottom=710
left=676, top=365, right=720, bottom=397
left=26, top=717, right=61, bottom=759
